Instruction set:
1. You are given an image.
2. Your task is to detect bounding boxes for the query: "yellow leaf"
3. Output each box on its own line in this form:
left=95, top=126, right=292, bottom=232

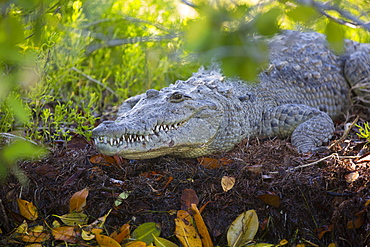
left=227, top=210, right=259, bottom=247
left=96, top=234, right=121, bottom=247
left=278, top=239, right=288, bottom=246
left=365, top=199, right=370, bottom=207
left=17, top=199, right=38, bottom=221
left=221, top=176, right=236, bottom=192
left=53, top=212, right=88, bottom=226
left=81, top=228, right=96, bottom=241
left=296, top=244, right=306, bottom=247
left=30, top=225, right=44, bottom=233
left=191, top=204, right=214, bottom=247
left=69, top=188, right=89, bottom=213
left=52, top=226, right=79, bottom=243
left=174, top=217, right=202, bottom=247
left=328, top=243, right=337, bottom=247
left=153, top=234, right=179, bottom=247
left=16, top=220, right=28, bottom=234
left=25, top=244, right=43, bottom=247
left=124, top=240, right=147, bottom=247
left=246, top=244, right=274, bottom=247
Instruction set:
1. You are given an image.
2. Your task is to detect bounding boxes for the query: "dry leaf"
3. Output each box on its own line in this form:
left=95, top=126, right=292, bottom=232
left=197, top=157, right=221, bottom=169
left=279, top=239, right=289, bottom=245
left=111, top=224, right=130, bottom=244
left=191, top=204, right=214, bottom=247
left=17, top=199, right=38, bottom=221
left=181, top=189, right=199, bottom=210
left=227, top=209, right=259, bottom=247
left=221, top=176, right=235, bottom=192
left=52, top=226, right=78, bottom=243
left=15, top=220, right=28, bottom=234
left=257, top=192, right=281, bottom=208
left=89, top=154, right=117, bottom=165
left=328, top=243, right=337, bottom=247
left=365, top=199, right=370, bottom=207
left=96, top=234, right=121, bottom=247
left=21, top=232, right=50, bottom=243
left=314, top=224, right=333, bottom=239
left=347, top=209, right=366, bottom=229
left=345, top=171, right=359, bottom=183
left=81, top=228, right=96, bottom=241
left=247, top=165, right=263, bottom=174
left=69, top=188, right=89, bottom=213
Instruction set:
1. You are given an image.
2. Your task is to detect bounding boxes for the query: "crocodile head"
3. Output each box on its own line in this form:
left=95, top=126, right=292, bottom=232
left=92, top=70, right=237, bottom=159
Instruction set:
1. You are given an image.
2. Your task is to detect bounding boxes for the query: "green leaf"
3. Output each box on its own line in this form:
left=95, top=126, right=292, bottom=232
left=114, top=191, right=131, bottom=207
left=132, top=222, right=161, bottom=245
left=255, top=7, right=282, bottom=36
left=152, top=234, right=179, bottom=247
left=53, top=213, right=89, bottom=226
left=325, top=21, right=345, bottom=53
left=286, top=6, right=318, bottom=23
left=2, top=140, right=46, bottom=164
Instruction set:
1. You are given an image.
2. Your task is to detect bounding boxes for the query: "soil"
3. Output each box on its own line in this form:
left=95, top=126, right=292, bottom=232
left=0, top=108, right=369, bottom=247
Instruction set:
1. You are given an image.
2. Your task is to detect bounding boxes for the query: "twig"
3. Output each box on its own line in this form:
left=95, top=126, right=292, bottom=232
left=82, top=16, right=172, bottom=32
left=71, top=67, right=118, bottom=97
left=287, top=154, right=336, bottom=171
left=328, top=115, right=359, bottom=149
left=85, top=33, right=180, bottom=54
left=0, top=133, right=38, bottom=145
left=0, top=199, right=11, bottom=232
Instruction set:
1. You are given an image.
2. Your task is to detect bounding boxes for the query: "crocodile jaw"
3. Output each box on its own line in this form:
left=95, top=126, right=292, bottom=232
left=92, top=116, right=221, bottom=159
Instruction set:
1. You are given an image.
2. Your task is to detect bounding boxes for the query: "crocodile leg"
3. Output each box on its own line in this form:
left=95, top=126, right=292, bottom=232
left=262, top=104, right=334, bottom=153
left=344, top=50, right=370, bottom=105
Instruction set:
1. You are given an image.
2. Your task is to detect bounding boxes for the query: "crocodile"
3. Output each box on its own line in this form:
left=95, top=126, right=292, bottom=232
left=92, top=31, right=370, bottom=159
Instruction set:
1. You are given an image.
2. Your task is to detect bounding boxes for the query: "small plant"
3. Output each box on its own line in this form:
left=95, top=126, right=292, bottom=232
left=356, top=122, right=370, bottom=143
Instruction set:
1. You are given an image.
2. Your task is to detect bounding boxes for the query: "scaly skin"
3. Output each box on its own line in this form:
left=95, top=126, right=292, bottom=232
left=92, top=31, right=370, bottom=159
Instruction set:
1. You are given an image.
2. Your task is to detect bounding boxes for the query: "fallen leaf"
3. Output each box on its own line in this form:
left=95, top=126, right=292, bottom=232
left=345, top=171, right=359, bottom=183
left=21, top=231, right=50, bottom=243
left=247, top=165, right=263, bottom=174
left=24, top=244, right=43, bottom=247
left=81, top=228, right=96, bottom=241
left=125, top=241, right=147, bottom=247
left=365, top=199, right=370, bottom=207
left=314, top=224, right=333, bottom=239
left=52, top=226, right=79, bottom=243
left=53, top=212, right=88, bottom=226
left=69, top=188, right=89, bottom=213
left=197, top=157, right=222, bottom=169
left=152, top=234, right=179, bottom=247
left=227, top=209, right=259, bottom=247
left=245, top=244, right=274, bottom=247
left=328, top=243, right=337, bottom=247
left=17, top=199, right=38, bottom=221
left=221, top=176, right=236, bottom=192
left=110, top=224, right=130, bottom=244
left=279, top=239, right=288, bottom=245
left=257, top=192, right=281, bottom=208
left=191, top=204, right=214, bottom=247
left=89, top=154, right=117, bottom=165
left=114, top=191, right=131, bottom=207
left=15, top=220, right=28, bottom=234
left=132, top=222, right=161, bottom=245
left=181, top=189, right=199, bottom=210
left=347, top=209, right=366, bottom=229
left=96, top=234, right=121, bottom=247
left=174, top=217, right=202, bottom=247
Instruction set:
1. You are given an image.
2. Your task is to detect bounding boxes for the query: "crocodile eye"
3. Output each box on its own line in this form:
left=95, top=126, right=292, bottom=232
left=169, top=92, right=190, bottom=103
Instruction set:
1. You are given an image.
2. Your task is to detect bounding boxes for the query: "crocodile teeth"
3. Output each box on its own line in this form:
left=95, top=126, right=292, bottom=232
left=94, top=121, right=186, bottom=147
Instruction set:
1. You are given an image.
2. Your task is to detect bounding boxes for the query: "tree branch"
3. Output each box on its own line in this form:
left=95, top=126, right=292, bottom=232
left=296, top=0, right=370, bottom=31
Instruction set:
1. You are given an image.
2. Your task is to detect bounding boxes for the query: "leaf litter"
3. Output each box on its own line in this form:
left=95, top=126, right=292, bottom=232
left=0, top=111, right=370, bottom=246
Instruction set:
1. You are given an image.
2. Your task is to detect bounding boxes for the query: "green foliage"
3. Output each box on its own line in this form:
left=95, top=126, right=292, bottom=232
left=356, top=122, right=370, bottom=144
